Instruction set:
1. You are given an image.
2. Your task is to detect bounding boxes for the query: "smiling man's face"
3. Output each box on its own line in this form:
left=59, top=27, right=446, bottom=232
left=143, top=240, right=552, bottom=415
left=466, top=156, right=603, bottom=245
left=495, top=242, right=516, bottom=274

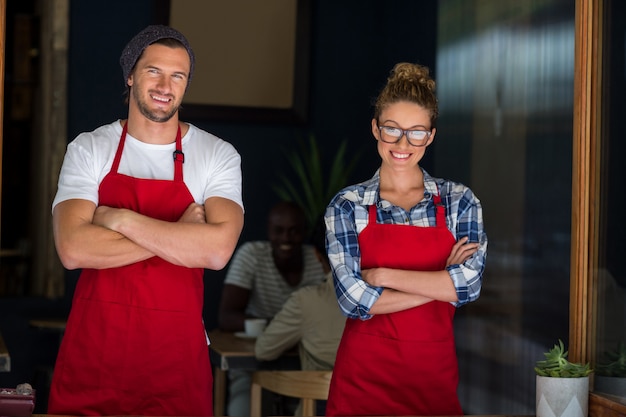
left=128, top=43, right=190, bottom=123
left=267, top=206, right=306, bottom=263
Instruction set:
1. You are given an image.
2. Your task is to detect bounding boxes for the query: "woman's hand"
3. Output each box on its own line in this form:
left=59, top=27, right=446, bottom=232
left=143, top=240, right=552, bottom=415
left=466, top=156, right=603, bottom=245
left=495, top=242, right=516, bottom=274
left=361, top=268, right=386, bottom=287
left=446, top=236, right=479, bottom=267
left=360, top=236, right=478, bottom=299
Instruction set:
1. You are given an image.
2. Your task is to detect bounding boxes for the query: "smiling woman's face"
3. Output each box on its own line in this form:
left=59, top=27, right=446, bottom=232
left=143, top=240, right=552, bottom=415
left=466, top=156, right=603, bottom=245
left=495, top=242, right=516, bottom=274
left=372, top=101, right=436, bottom=170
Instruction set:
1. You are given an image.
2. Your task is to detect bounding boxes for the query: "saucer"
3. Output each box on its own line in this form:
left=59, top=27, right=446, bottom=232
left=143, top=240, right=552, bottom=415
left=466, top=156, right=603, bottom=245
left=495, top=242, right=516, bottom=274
left=234, top=331, right=257, bottom=339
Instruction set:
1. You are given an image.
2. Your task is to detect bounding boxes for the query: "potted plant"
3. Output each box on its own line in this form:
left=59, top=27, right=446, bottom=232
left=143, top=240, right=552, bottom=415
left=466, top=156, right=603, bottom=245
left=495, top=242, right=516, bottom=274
left=535, top=339, right=593, bottom=417
left=272, top=134, right=362, bottom=233
left=594, top=341, right=626, bottom=397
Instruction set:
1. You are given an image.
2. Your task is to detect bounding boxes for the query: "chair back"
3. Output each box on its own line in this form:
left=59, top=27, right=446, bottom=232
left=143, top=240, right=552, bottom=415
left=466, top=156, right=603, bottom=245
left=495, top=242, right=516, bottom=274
left=250, top=370, right=332, bottom=417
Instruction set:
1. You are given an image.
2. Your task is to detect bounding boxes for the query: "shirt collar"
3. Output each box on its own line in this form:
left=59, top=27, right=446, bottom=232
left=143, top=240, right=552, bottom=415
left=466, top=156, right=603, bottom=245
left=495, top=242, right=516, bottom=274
left=423, top=169, right=439, bottom=198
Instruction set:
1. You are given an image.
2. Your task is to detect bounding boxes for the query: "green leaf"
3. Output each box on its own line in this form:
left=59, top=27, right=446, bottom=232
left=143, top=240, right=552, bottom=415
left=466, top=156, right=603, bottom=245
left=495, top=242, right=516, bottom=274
left=272, top=134, right=362, bottom=232
left=535, top=339, right=593, bottom=378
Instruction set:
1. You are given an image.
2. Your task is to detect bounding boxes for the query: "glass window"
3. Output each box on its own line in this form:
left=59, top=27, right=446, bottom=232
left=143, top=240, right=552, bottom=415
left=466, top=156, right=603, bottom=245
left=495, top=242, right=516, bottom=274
left=437, top=0, right=575, bottom=413
left=593, top=0, right=626, bottom=402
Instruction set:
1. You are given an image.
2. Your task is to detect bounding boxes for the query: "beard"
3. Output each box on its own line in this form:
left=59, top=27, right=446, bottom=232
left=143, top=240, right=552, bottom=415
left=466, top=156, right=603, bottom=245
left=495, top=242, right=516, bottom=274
left=132, top=86, right=180, bottom=123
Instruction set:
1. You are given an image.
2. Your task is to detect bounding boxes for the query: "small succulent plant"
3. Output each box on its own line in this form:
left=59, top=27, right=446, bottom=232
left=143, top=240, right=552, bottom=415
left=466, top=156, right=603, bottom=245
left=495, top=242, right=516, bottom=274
left=596, top=341, right=626, bottom=377
left=535, top=339, right=593, bottom=378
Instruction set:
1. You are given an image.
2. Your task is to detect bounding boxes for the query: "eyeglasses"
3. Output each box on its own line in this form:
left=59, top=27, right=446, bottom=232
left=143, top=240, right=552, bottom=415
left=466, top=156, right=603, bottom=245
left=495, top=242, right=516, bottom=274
left=378, top=126, right=431, bottom=147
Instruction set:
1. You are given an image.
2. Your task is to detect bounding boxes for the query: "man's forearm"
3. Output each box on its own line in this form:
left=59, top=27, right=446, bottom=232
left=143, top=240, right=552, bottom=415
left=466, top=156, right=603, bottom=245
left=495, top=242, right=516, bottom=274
left=111, top=211, right=239, bottom=269
left=106, top=199, right=243, bottom=269
left=56, top=223, right=155, bottom=270
left=53, top=200, right=155, bottom=270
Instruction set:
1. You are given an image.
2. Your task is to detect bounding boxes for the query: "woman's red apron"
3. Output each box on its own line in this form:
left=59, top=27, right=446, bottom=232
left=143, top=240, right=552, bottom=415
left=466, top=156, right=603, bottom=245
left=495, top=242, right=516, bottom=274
left=48, top=123, right=213, bottom=416
left=326, top=196, right=463, bottom=416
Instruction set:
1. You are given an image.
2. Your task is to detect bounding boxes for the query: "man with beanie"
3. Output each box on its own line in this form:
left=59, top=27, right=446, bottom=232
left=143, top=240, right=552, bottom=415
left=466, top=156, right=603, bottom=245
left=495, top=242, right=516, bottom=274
left=48, top=25, right=244, bottom=416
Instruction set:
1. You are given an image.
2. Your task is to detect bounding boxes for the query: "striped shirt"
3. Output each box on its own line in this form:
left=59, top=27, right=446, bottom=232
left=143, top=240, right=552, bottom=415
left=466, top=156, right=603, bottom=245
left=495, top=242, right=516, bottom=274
left=324, top=168, right=487, bottom=320
left=223, top=241, right=326, bottom=319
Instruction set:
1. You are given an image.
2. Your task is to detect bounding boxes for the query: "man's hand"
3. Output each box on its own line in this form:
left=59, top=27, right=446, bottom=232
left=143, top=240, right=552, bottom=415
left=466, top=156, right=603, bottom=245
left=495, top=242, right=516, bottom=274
left=178, top=202, right=206, bottom=224
left=93, top=205, right=128, bottom=232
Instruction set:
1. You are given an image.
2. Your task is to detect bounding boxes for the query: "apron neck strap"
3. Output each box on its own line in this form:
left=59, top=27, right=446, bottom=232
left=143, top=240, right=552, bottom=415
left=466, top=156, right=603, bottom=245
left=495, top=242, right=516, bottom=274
left=172, top=125, right=184, bottom=181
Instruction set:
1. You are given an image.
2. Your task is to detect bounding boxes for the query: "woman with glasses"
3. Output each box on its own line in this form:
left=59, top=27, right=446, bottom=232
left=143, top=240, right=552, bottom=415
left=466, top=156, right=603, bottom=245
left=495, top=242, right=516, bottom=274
left=324, top=62, right=487, bottom=416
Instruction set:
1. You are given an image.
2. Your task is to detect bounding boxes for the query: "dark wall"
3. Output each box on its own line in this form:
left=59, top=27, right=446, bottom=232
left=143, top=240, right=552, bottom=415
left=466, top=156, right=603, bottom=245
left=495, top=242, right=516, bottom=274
left=0, top=0, right=437, bottom=405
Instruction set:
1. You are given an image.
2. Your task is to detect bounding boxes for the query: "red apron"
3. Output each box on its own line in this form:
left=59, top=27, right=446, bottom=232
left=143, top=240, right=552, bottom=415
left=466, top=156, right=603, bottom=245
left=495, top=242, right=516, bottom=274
left=48, top=123, right=213, bottom=416
left=326, top=195, right=463, bottom=416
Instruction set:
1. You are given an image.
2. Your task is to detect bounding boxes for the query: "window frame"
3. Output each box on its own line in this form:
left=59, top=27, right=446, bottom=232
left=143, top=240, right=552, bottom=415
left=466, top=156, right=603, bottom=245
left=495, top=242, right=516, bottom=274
left=572, top=0, right=626, bottom=414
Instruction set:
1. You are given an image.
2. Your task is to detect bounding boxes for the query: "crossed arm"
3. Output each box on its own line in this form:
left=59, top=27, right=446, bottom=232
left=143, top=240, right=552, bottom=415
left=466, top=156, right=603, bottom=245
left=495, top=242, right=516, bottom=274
left=361, top=237, right=479, bottom=315
left=53, top=197, right=243, bottom=271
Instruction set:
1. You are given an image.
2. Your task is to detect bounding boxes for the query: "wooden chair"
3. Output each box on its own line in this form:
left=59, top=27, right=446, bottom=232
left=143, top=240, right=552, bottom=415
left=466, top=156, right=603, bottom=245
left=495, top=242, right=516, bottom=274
left=250, top=370, right=332, bottom=417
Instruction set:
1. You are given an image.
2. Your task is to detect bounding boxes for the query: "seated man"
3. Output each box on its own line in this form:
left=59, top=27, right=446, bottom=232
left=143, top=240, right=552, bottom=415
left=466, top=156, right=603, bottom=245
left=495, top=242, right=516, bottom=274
left=255, top=217, right=345, bottom=371
left=218, top=201, right=326, bottom=416
left=255, top=217, right=345, bottom=416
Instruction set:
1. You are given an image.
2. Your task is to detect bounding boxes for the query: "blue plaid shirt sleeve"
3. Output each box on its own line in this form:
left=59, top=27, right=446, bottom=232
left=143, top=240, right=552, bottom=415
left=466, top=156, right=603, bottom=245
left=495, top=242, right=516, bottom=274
left=324, top=180, right=382, bottom=320
left=440, top=181, right=487, bottom=306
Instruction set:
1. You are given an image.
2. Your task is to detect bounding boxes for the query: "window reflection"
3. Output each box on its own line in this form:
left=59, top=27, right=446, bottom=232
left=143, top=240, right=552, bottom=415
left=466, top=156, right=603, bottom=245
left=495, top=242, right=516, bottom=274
left=595, top=0, right=626, bottom=400
left=436, top=0, right=575, bottom=413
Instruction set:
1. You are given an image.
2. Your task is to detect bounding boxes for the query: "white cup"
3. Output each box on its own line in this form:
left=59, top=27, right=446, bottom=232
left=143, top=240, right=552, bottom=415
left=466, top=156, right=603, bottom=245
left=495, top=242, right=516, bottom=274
left=244, top=318, right=267, bottom=337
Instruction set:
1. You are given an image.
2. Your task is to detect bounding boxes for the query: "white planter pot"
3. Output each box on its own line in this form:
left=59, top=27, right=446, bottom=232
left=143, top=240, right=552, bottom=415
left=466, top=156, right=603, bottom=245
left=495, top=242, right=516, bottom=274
left=536, top=375, right=589, bottom=417
left=594, top=375, right=626, bottom=398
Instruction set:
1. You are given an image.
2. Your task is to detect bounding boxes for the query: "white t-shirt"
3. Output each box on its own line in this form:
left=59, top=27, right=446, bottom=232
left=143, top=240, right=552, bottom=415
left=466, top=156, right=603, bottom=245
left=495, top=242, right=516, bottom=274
left=52, top=120, right=243, bottom=211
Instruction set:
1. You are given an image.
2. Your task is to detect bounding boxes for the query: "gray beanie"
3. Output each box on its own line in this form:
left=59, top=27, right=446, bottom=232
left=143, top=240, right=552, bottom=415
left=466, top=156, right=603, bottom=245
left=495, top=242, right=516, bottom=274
left=119, top=25, right=195, bottom=87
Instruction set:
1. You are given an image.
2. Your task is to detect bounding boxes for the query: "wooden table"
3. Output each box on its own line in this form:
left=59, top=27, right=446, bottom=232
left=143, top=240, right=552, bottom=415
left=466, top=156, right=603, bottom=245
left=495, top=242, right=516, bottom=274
left=29, top=318, right=67, bottom=332
left=208, top=329, right=300, bottom=417
left=0, top=331, right=10, bottom=372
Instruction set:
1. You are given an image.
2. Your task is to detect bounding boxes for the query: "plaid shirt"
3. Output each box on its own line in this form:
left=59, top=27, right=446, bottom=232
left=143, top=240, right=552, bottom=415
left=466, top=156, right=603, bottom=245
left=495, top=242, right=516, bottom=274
left=324, top=168, right=487, bottom=320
